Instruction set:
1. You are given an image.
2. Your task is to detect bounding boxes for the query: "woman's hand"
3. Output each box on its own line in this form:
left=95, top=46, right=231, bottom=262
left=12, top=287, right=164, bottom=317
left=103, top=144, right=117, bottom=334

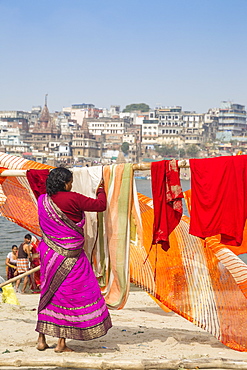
left=98, top=179, right=104, bottom=188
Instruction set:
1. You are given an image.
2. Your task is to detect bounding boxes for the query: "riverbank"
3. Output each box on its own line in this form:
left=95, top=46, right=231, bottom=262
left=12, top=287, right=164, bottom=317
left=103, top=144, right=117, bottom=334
left=0, top=290, right=247, bottom=369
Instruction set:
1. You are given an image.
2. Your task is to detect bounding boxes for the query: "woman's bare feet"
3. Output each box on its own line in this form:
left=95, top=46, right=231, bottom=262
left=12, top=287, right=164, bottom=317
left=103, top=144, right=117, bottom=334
left=37, top=333, right=49, bottom=351
left=54, top=346, right=74, bottom=353
left=54, top=338, right=74, bottom=353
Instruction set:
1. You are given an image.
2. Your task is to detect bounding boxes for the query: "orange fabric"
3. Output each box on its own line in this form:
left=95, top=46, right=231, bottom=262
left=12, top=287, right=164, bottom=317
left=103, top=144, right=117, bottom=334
left=130, top=194, right=247, bottom=351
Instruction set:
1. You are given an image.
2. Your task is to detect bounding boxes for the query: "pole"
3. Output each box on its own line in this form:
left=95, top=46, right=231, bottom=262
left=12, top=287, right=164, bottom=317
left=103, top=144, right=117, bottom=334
left=132, top=159, right=189, bottom=171
left=0, top=160, right=190, bottom=177
left=0, top=266, right=40, bottom=289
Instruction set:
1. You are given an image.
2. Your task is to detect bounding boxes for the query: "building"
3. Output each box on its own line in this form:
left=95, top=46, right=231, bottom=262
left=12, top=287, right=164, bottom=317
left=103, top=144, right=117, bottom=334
left=156, top=107, right=183, bottom=147
left=86, top=117, right=126, bottom=144
left=29, top=106, right=42, bottom=128
left=71, top=130, right=101, bottom=161
left=63, top=104, right=102, bottom=125
left=203, top=108, right=219, bottom=142
left=0, top=110, right=29, bottom=132
left=216, top=102, right=247, bottom=142
left=24, top=101, right=61, bottom=152
left=0, top=121, right=29, bottom=154
left=109, top=105, right=120, bottom=117
left=182, top=111, right=204, bottom=146
left=141, top=117, right=159, bottom=147
left=122, top=131, right=141, bottom=163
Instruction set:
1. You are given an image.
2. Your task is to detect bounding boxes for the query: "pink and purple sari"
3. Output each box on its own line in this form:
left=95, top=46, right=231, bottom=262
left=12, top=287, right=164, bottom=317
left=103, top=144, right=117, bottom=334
left=36, top=194, right=112, bottom=340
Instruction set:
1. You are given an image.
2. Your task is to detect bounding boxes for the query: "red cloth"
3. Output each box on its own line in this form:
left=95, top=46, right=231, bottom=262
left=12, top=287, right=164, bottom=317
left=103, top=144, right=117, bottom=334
left=0, top=167, right=8, bottom=185
left=30, top=241, right=41, bottom=290
left=51, top=189, right=106, bottom=223
left=190, top=155, right=247, bottom=246
left=151, top=160, right=183, bottom=251
left=26, top=169, right=50, bottom=199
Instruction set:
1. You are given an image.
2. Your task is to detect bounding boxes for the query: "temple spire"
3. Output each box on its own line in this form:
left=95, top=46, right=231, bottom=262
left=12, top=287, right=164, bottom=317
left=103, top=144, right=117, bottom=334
left=40, top=96, right=50, bottom=128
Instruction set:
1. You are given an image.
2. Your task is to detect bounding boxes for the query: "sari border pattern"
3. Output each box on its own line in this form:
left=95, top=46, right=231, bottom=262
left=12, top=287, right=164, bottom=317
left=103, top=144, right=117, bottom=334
left=41, top=230, right=81, bottom=258
left=36, top=315, right=112, bottom=341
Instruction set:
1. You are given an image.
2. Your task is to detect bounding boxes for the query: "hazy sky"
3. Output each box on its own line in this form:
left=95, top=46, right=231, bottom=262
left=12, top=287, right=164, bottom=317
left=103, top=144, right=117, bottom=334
left=0, top=0, right=247, bottom=113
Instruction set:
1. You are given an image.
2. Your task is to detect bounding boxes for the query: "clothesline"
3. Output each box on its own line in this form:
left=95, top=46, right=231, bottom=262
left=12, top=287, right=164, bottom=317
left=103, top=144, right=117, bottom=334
left=0, top=159, right=189, bottom=177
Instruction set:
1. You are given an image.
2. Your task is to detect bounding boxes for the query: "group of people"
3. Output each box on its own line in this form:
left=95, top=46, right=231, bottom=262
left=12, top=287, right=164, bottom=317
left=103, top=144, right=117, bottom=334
left=5, top=233, right=41, bottom=293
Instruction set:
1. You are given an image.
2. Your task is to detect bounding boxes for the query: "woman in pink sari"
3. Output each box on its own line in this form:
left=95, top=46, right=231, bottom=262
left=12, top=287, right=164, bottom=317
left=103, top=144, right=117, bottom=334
left=36, top=167, right=112, bottom=353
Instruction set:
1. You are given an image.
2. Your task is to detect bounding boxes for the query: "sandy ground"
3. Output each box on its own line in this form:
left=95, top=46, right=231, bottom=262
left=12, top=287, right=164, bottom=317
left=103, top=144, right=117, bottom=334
left=1, top=289, right=247, bottom=369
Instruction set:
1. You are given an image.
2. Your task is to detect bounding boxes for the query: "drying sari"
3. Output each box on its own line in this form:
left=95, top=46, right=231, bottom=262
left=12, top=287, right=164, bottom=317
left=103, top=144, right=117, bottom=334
left=36, top=193, right=112, bottom=340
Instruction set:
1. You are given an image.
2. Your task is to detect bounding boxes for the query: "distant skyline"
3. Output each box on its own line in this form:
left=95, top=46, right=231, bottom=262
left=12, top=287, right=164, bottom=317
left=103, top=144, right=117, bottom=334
left=1, top=0, right=247, bottom=113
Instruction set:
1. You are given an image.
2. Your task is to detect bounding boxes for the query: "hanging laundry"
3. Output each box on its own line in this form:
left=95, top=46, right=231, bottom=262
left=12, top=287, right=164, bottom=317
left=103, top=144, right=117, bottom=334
left=190, top=155, right=247, bottom=246
left=4, top=153, right=247, bottom=351
left=151, top=159, right=183, bottom=251
left=26, top=169, right=50, bottom=199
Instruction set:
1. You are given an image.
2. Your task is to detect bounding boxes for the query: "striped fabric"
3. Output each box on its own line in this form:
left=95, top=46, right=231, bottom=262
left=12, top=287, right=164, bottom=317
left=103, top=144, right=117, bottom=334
left=17, top=258, right=29, bottom=273
left=1, top=152, right=247, bottom=351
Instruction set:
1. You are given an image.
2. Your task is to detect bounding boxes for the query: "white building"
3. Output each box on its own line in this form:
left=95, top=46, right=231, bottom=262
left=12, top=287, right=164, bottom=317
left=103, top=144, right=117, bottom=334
left=54, top=142, right=71, bottom=159
left=141, top=116, right=159, bottom=146
left=86, top=118, right=126, bottom=139
left=155, top=107, right=183, bottom=147
left=63, top=104, right=100, bottom=125
left=123, top=132, right=136, bottom=144
left=0, top=121, right=29, bottom=154
left=182, top=111, right=204, bottom=145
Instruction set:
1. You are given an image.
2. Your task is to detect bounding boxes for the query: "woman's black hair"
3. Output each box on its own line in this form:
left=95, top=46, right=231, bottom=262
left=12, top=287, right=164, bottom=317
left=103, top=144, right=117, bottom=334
left=12, top=245, right=18, bottom=249
left=46, top=167, right=73, bottom=196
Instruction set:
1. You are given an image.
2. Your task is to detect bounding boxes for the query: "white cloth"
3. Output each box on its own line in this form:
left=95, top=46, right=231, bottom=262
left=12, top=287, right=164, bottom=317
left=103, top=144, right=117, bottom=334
left=71, top=166, right=103, bottom=266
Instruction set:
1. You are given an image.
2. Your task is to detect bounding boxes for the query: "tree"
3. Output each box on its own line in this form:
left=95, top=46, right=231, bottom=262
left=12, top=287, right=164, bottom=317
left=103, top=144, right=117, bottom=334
left=154, top=144, right=178, bottom=157
left=121, top=142, right=129, bottom=155
left=178, top=148, right=186, bottom=158
left=186, top=144, right=200, bottom=158
left=123, top=103, right=150, bottom=113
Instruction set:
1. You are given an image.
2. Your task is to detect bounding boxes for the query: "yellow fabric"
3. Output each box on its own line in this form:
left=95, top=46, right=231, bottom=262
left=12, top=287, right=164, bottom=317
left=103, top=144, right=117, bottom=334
left=2, top=284, right=20, bottom=305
